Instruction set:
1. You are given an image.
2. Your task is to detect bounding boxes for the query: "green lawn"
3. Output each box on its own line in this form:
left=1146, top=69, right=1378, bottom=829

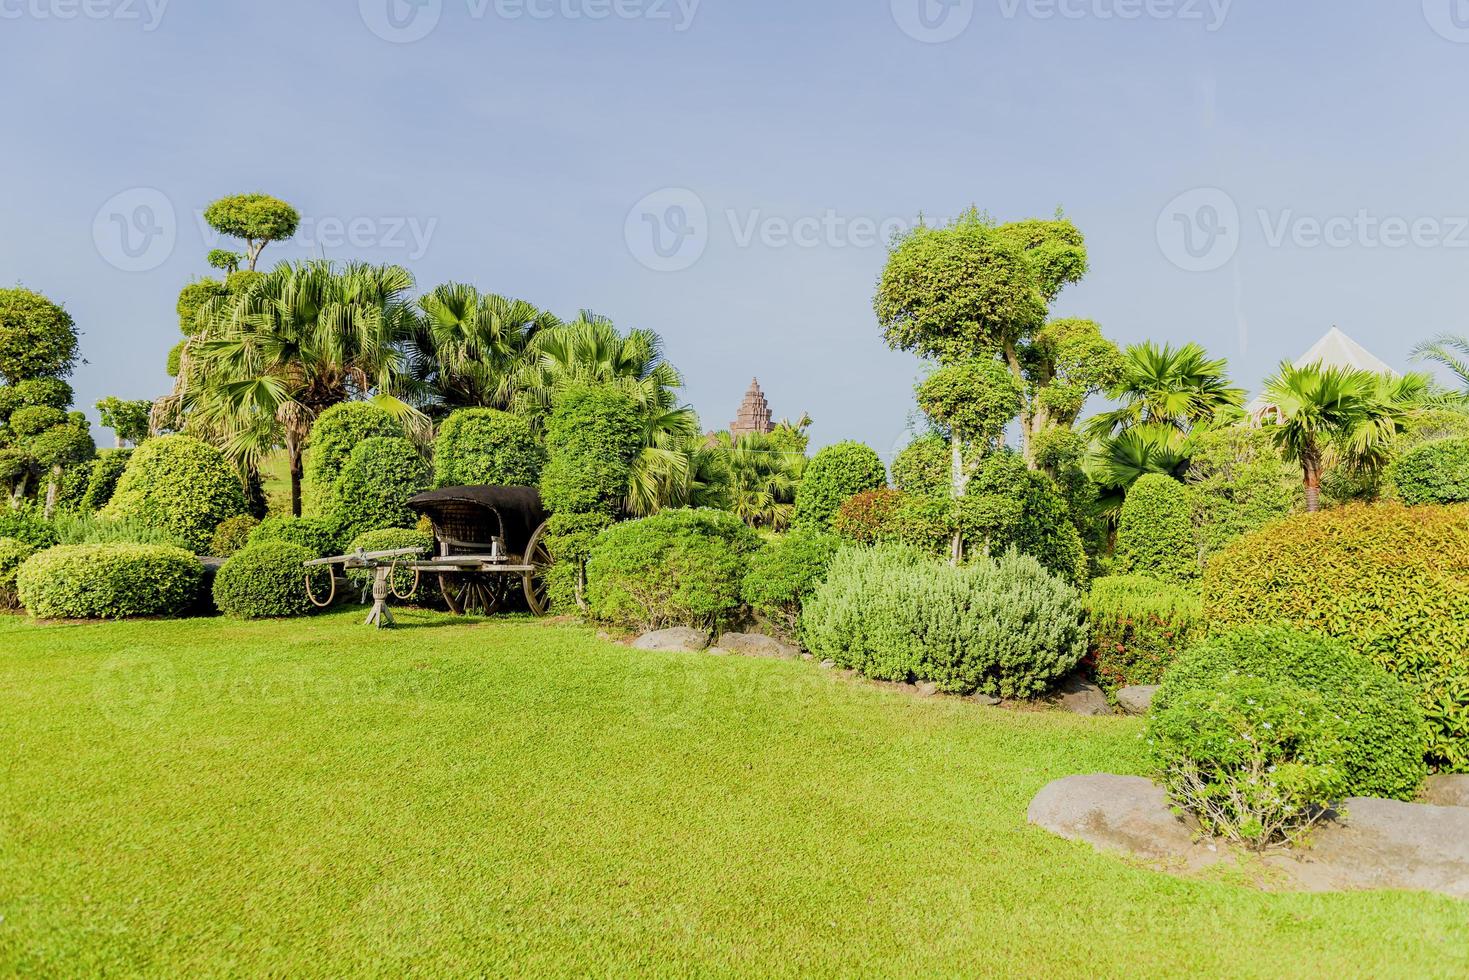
left=1, top=612, right=1466, bottom=976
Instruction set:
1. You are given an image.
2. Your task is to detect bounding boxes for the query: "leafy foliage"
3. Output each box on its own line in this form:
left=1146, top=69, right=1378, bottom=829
left=741, top=530, right=843, bottom=641
left=329, top=437, right=431, bottom=545
left=95, top=397, right=152, bottom=446
left=891, top=434, right=949, bottom=497
left=917, top=359, right=1022, bottom=447
left=433, top=409, right=544, bottom=488
left=303, top=402, right=406, bottom=515
left=0, top=537, right=36, bottom=608
left=1085, top=575, right=1203, bottom=694
left=803, top=545, right=1086, bottom=698
left=202, top=194, right=300, bottom=270
left=16, top=543, right=202, bottom=620
left=964, top=452, right=1086, bottom=583
left=0, top=509, right=58, bottom=549
left=539, top=384, right=644, bottom=517
left=1115, top=474, right=1198, bottom=584
left=1391, top=438, right=1469, bottom=506
left=833, top=489, right=909, bottom=545
left=0, top=287, right=81, bottom=384
left=585, top=509, right=762, bottom=632
left=50, top=510, right=191, bottom=549
left=102, top=435, right=246, bottom=553
left=1204, top=504, right=1469, bottom=771
left=543, top=512, right=614, bottom=613
left=209, top=514, right=261, bottom=558
left=792, top=441, right=886, bottom=531
left=248, top=515, right=338, bottom=558
left=213, top=542, right=316, bottom=619
left=1184, top=426, right=1300, bottom=567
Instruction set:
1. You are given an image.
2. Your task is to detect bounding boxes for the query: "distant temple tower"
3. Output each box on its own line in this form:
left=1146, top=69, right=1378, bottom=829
left=730, top=378, right=774, bottom=437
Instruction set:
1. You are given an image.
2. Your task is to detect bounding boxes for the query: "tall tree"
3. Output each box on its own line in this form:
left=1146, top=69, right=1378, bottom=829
left=203, top=194, right=300, bottom=272
left=409, top=284, right=558, bottom=413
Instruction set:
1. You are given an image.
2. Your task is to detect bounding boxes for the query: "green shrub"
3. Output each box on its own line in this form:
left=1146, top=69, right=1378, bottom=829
left=433, top=409, right=544, bottom=488
left=209, top=514, right=260, bottom=557
left=586, top=509, right=762, bottom=631
left=0, top=287, right=81, bottom=384
left=0, top=537, right=36, bottom=608
left=9, top=405, right=67, bottom=438
left=304, top=402, right=406, bottom=515
left=1392, top=439, right=1469, bottom=506
left=1204, top=503, right=1469, bottom=772
left=1185, top=426, right=1300, bottom=566
left=1156, top=626, right=1428, bottom=800
left=248, top=516, right=338, bottom=558
left=833, top=489, right=909, bottom=545
left=329, top=437, right=431, bottom=545
left=102, top=435, right=246, bottom=553
left=213, top=542, right=316, bottom=619
left=539, top=385, right=643, bottom=517
left=891, top=434, right=950, bottom=497
left=1148, top=676, right=1348, bottom=850
left=80, top=449, right=132, bottom=512
left=16, top=543, right=201, bottom=619
left=1115, top=474, right=1198, bottom=584
left=963, top=452, right=1087, bottom=584
left=0, top=509, right=57, bottom=549
left=0, top=377, right=73, bottom=417
left=803, top=545, right=1087, bottom=698
left=741, top=530, right=842, bottom=641
left=345, top=527, right=438, bottom=606
left=792, top=442, right=887, bottom=531
left=51, top=511, right=190, bottom=549
left=1085, top=575, right=1203, bottom=694
left=543, top=512, right=614, bottom=614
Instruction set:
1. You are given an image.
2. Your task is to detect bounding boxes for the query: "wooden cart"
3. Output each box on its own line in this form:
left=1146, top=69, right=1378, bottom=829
left=406, top=486, right=553, bottom=617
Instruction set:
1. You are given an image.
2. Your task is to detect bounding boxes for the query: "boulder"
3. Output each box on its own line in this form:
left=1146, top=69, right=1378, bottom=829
left=1050, top=673, right=1112, bottom=716
left=714, top=633, right=801, bottom=661
left=632, top=627, right=711, bottom=653
left=1290, top=797, right=1469, bottom=899
left=1421, top=775, right=1469, bottom=809
left=914, top=681, right=940, bottom=698
left=819, top=660, right=837, bottom=670
left=1027, top=775, right=1213, bottom=866
left=1117, top=685, right=1160, bottom=716
left=973, top=693, right=1002, bottom=707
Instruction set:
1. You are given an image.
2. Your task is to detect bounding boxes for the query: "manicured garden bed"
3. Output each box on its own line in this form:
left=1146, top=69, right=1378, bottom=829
left=2, top=612, right=1466, bottom=975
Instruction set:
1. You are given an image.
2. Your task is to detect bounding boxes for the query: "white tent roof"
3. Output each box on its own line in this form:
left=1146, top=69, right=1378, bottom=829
left=1247, top=327, right=1397, bottom=415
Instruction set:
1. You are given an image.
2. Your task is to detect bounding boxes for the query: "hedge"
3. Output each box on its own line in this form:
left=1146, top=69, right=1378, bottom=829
left=16, top=543, right=202, bottom=619
left=1205, top=503, right=1469, bottom=771
left=1155, top=626, right=1428, bottom=801
left=304, top=402, right=406, bottom=515
left=1392, top=438, right=1469, bottom=506
left=248, top=515, right=337, bottom=558
left=213, top=542, right=317, bottom=619
left=740, top=529, right=842, bottom=641
left=102, top=435, right=246, bottom=553
left=539, top=385, right=643, bottom=517
left=793, top=442, right=887, bottom=531
left=1086, top=575, right=1203, bottom=694
left=433, top=409, right=544, bottom=489
left=1116, top=474, right=1198, bottom=584
left=329, top=437, right=431, bottom=545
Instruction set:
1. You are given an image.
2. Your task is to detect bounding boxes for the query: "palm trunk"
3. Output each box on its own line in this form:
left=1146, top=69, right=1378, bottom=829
left=1302, top=444, right=1323, bottom=513
left=286, top=430, right=304, bottom=518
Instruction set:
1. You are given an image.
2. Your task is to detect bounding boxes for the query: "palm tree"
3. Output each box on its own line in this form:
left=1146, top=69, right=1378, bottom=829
left=1262, top=363, right=1410, bottom=512
left=1412, top=334, right=1469, bottom=399
left=182, top=261, right=423, bottom=516
left=714, top=431, right=805, bottom=530
left=1086, top=342, right=1244, bottom=439
left=408, top=284, right=559, bottom=413
left=1085, top=423, right=1197, bottom=515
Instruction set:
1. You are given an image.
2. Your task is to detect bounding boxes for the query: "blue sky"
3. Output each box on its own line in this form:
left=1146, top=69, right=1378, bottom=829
left=3, top=0, right=1467, bottom=455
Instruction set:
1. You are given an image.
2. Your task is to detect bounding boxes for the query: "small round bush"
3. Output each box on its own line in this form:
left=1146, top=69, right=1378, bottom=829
left=803, top=545, right=1086, bottom=698
left=1085, top=575, right=1203, bottom=693
left=1156, top=626, right=1427, bottom=801
left=0, top=537, right=36, bottom=608
left=247, top=516, right=337, bottom=558
left=1392, top=438, right=1469, bottom=506
left=833, top=489, right=909, bottom=545
left=209, top=514, right=261, bottom=558
left=9, top=404, right=67, bottom=438
left=741, top=530, right=842, bottom=641
left=16, top=543, right=202, bottom=619
left=213, top=542, right=316, bottom=619
left=304, top=402, right=406, bottom=515
left=329, top=437, right=432, bottom=545
left=102, top=435, right=246, bottom=553
left=792, top=442, right=887, bottom=531
left=345, top=527, right=439, bottom=606
left=1116, top=474, right=1198, bottom=583
left=891, top=434, right=951, bottom=498
left=1204, top=503, right=1469, bottom=771
left=433, top=409, right=545, bottom=488
left=586, top=509, right=762, bottom=631
left=80, top=449, right=133, bottom=512
left=539, top=384, right=644, bottom=517
left=0, top=509, right=58, bottom=550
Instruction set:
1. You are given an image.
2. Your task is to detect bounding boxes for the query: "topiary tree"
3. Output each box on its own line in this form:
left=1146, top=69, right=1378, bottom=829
left=303, top=402, right=406, bottom=516
left=890, top=433, right=950, bottom=498
left=213, top=541, right=316, bottom=619
left=791, top=441, right=886, bottom=531
left=328, top=436, right=431, bottom=546
left=102, top=435, right=247, bottom=553
left=95, top=397, right=152, bottom=447
left=1391, top=438, right=1469, bottom=506
left=202, top=193, right=300, bottom=271
left=1184, top=425, right=1301, bottom=567
left=1115, top=474, right=1198, bottom=584
left=0, top=288, right=80, bottom=384
left=0, top=378, right=72, bottom=415
left=539, top=384, right=643, bottom=518
left=176, top=279, right=226, bottom=335
left=433, top=409, right=545, bottom=488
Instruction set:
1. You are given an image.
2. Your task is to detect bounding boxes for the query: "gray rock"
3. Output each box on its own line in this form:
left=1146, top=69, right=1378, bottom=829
left=1028, top=775, right=1211, bottom=865
left=631, top=627, right=711, bottom=653
left=1050, top=673, right=1112, bottom=716
left=715, top=633, right=801, bottom=661
left=1422, top=775, right=1469, bottom=809
left=1117, top=685, right=1160, bottom=716
left=819, top=660, right=837, bottom=670
left=973, top=693, right=1002, bottom=707
left=915, top=681, right=940, bottom=698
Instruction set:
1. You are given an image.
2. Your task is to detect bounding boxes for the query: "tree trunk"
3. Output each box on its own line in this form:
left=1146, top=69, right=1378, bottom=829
left=286, top=431, right=304, bottom=518
left=44, top=466, right=61, bottom=519
left=1002, top=337, right=1030, bottom=464
left=950, top=434, right=967, bottom=567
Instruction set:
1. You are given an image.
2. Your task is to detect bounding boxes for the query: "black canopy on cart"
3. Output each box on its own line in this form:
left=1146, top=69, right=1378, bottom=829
left=407, top=486, right=549, bottom=559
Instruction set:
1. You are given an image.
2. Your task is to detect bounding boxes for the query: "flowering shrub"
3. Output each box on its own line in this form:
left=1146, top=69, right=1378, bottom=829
left=1085, top=575, right=1203, bottom=693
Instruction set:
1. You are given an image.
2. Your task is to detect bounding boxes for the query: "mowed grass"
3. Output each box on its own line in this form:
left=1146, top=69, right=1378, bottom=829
left=1, top=612, right=1466, bottom=976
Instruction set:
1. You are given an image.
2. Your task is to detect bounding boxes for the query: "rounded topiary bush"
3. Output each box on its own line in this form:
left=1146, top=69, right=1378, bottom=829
left=586, top=509, right=762, bottom=631
left=433, top=409, right=545, bottom=488
left=248, top=515, right=337, bottom=558
left=740, top=529, right=842, bottom=641
left=539, top=384, right=643, bottom=517
left=16, top=543, right=202, bottom=619
left=1392, top=438, right=1469, bottom=506
left=1204, top=503, right=1469, bottom=771
left=1155, top=626, right=1428, bottom=801
left=328, top=437, right=431, bottom=545
left=891, top=434, right=952, bottom=498
left=1115, top=474, right=1198, bottom=584
left=792, top=441, right=887, bottom=531
left=1085, top=574, right=1203, bottom=694
left=209, top=514, right=260, bottom=558
left=213, top=542, right=316, bottom=619
left=102, top=435, right=246, bottom=553
left=0, top=537, right=37, bottom=608
left=803, top=544, right=1086, bottom=698
left=304, top=402, right=406, bottom=515
left=963, top=452, right=1087, bottom=584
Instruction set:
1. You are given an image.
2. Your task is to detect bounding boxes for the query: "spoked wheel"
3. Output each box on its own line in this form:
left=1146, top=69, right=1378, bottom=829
left=522, top=521, right=554, bottom=618
left=438, top=572, right=505, bottom=616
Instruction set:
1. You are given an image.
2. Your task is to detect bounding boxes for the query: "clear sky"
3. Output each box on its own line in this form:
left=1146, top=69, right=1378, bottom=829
left=3, top=0, right=1466, bottom=455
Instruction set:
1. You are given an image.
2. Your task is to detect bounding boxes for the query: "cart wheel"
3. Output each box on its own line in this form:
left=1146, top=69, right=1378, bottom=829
left=522, top=521, right=554, bottom=618
left=438, top=573, right=504, bottom=616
